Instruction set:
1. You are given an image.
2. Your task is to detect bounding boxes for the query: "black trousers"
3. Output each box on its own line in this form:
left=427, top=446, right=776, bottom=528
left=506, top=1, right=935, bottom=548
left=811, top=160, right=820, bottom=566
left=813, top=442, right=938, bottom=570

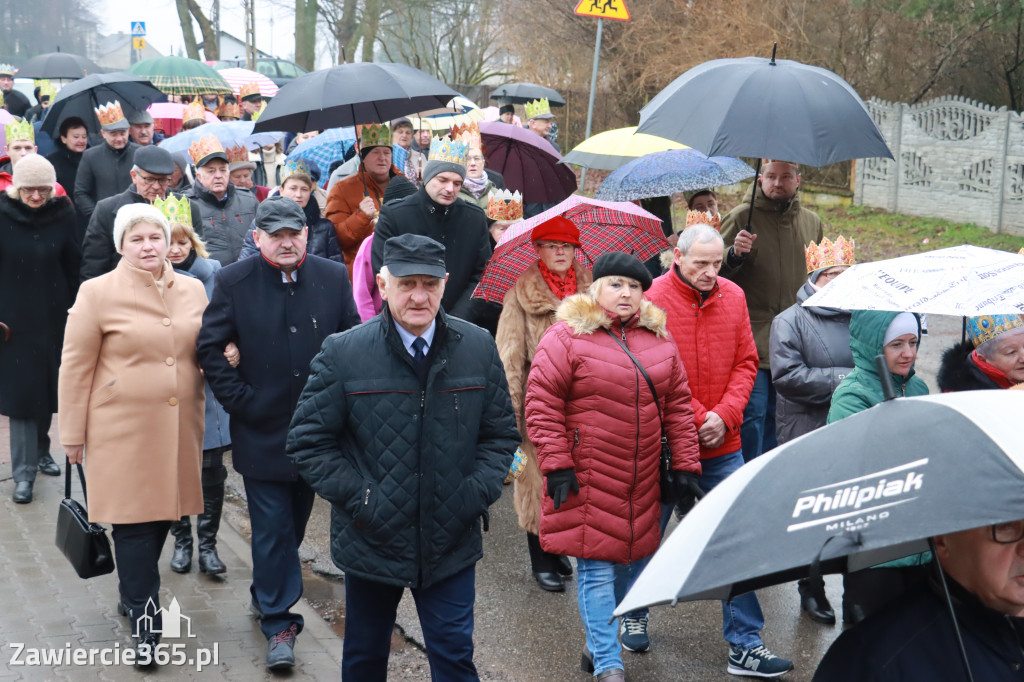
left=111, top=520, right=173, bottom=632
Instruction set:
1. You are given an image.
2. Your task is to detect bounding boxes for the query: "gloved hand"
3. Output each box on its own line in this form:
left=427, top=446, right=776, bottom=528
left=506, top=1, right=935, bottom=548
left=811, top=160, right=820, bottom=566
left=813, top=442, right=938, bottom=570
left=546, top=468, right=580, bottom=510
left=672, top=470, right=704, bottom=517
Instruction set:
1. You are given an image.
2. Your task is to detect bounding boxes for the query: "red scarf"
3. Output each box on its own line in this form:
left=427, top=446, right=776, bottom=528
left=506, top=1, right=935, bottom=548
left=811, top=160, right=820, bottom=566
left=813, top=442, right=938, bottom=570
left=538, top=259, right=578, bottom=300
left=971, top=349, right=1014, bottom=389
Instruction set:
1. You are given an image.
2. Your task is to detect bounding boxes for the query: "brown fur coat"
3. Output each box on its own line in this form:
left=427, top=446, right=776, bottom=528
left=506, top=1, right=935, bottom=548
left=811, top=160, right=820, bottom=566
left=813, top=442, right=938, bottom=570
left=496, top=260, right=592, bottom=534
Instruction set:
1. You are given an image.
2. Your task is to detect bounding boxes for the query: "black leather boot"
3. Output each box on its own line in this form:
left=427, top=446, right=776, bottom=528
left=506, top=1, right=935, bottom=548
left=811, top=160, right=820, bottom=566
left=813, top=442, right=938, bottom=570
left=169, top=517, right=193, bottom=573
left=527, top=532, right=564, bottom=592
left=197, top=482, right=226, bottom=575
left=798, top=576, right=836, bottom=625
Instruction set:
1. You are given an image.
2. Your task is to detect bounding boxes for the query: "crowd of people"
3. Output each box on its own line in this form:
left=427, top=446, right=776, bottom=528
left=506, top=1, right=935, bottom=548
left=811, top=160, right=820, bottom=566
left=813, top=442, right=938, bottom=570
left=1, top=65, right=1024, bottom=682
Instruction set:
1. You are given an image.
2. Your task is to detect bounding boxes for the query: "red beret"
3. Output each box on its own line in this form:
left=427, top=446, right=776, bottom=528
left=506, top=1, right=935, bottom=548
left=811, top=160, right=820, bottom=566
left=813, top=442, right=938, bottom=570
left=531, top=216, right=580, bottom=246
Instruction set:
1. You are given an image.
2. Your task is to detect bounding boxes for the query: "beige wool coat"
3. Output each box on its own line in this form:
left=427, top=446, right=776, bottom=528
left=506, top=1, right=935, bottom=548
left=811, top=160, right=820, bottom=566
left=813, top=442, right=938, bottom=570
left=496, top=260, right=592, bottom=535
left=58, top=259, right=207, bottom=525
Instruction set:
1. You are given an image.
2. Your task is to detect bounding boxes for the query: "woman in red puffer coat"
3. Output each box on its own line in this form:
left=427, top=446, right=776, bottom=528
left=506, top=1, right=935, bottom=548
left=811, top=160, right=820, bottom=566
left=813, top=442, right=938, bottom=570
left=525, top=252, right=701, bottom=682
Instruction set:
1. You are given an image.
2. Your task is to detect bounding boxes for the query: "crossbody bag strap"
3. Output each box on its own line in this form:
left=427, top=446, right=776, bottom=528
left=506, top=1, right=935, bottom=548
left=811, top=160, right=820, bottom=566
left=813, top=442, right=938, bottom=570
left=602, top=327, right=663, bottom=424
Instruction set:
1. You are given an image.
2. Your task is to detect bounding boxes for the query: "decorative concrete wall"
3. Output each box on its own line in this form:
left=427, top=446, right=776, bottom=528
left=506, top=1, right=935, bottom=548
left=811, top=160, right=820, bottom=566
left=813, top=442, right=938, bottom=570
left=855, top=96, right=1024, bottom=236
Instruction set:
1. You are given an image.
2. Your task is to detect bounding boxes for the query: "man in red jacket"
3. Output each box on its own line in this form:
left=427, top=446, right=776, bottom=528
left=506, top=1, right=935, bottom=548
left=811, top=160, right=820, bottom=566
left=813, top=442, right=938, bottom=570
left=640, top=221, right=794, bottom=678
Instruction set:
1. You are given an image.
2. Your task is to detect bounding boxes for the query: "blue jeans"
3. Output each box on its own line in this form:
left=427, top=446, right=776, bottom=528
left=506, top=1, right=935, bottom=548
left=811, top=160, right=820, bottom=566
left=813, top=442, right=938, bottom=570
left=622, top=450, right=764, bottom=650
left=578, top=554, right=651, bottom=676
left=741, top=369, right=777, bottom=462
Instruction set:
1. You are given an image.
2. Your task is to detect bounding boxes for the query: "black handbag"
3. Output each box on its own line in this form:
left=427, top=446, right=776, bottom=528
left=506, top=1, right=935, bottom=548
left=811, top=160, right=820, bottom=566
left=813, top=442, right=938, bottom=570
left=603, top=329, right=675, bottom=504
left=55, top=458, right=115, bottom=579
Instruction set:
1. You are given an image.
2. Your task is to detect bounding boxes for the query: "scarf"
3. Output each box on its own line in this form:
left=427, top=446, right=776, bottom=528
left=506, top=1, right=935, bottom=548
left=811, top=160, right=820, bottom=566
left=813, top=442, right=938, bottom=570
left=463, top=174, right=489, bottom=199
left=178, top=249, right=198, bottom=272
left=971, top=349, right=1015, bottom=389
left=538, top=259, right=578, bottom=300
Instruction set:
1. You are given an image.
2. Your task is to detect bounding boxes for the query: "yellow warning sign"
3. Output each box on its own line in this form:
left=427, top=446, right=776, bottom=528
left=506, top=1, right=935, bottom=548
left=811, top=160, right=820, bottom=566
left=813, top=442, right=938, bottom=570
left=133, top=37, right=146, bottom=50
left=574, top=0, right=630, bottom=21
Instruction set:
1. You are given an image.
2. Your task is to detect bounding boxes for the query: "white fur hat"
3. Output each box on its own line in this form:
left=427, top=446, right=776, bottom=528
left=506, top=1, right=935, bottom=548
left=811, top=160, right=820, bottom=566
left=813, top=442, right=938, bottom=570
left=112, top=203, right=171, bottom=254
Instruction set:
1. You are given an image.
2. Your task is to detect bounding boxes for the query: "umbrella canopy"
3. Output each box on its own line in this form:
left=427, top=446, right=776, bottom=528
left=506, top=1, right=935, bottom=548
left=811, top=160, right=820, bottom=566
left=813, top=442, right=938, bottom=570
left=127, top=56, right=233, bottom=96
left=636, top=54, right=893, bottom=167
left=158, top=120, right=284, bottom=154
left=40, top=72, right=166, bottom=138
left=478, top=120, right=578, bottom=204
left=214, top=67, right=279, bottom=98
left=480, top=106, right=523, bottom=127
left=489, top=82, right=566, bottom=106
left=616, top=390, right=1024, bottom=615
left=594, top=149, right=756, bottom=202
left=802, top=245, right=1024, bottom=316
left=408, top=96, right=483, bottom=131
left=252, top=62, right=460, bottom=133
left=560, top=127, right=688, bottom=171
left=473, top=195, right=666, bottom=303
left=16, top=52, right=104, bottom=79
left=284, top=127, right=357, bottom=180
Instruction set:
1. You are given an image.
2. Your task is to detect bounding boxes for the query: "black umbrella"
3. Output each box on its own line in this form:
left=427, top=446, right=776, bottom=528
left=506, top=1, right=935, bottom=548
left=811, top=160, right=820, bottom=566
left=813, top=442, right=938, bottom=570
left=252, top=62, right=460, bottom=133
left=40, top=72, right=166, bottom=138
left=489, top=82, right=566, bottom=106
left=16, top=52, right=104, bottom=80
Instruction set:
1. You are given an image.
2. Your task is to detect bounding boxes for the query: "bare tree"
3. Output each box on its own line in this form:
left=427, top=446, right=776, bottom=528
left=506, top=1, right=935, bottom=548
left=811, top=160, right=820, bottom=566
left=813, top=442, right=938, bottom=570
left=175, top=0, right=220, bottom=60
left=295, top=0, right=318, bottom=69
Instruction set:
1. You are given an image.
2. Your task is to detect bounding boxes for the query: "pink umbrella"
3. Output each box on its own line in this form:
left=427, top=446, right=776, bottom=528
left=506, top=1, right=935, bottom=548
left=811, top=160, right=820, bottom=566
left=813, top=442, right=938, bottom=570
left=473, top=195, right=667, bottom=303
left=479, top=120, right=577, bottom=203
left=481, top=106, right=523, bottom=126
left=147, top=103, right=219, bottom=138
left=214, top=68, right=279, bottom=98
left=0, top=110, right=15, bottom=151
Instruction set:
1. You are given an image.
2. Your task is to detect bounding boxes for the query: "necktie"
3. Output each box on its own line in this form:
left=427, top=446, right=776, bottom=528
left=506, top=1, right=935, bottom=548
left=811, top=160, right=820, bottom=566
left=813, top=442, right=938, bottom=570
left=411, top=337, right=429, bottom=386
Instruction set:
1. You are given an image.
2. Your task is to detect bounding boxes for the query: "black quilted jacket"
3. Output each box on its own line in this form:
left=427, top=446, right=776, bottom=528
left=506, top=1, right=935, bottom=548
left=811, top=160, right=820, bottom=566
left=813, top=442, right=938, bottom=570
left=286, top=306, right=519, bottom=588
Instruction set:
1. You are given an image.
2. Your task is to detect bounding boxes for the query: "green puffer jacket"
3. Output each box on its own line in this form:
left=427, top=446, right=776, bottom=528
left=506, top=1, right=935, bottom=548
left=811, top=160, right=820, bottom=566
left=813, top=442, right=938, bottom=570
left=828, top=309, right=931, bottom=568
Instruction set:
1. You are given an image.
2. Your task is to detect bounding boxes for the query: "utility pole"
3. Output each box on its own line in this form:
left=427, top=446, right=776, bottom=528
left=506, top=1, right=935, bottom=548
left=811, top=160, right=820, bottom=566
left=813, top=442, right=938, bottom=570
left=244, top=0, right=256, bottom=69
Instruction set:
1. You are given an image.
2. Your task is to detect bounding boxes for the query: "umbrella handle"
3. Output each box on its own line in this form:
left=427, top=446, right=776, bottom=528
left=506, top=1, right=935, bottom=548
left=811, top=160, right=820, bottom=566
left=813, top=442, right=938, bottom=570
left=928, top=538, right=976, bottom=682
left=875, top=355, right=898, bottom=401
left=744, top=158, right=761, bottom=235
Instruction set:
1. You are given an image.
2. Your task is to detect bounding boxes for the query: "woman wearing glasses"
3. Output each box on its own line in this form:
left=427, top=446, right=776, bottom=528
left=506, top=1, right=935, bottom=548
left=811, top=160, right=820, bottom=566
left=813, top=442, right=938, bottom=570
left=0, top=156, right=79, bottom=503
left=457, top=143, right=498, bottom=211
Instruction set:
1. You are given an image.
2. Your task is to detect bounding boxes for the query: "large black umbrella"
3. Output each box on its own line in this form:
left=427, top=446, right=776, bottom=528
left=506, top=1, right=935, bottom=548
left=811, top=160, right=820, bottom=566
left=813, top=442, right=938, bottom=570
left=16, top=52, right=104, bottom=80
left=489, top=82, right=565, bottom=106
left=252, top=62, right=460, bottom=133
left=40, top=72, right=166, bottom=138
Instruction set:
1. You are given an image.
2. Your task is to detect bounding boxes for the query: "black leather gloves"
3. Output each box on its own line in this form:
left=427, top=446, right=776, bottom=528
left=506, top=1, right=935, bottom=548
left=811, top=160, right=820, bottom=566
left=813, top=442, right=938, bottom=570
left=672, top=470, right=704, bottom=516
left=546, top=468, right=580, bottom=510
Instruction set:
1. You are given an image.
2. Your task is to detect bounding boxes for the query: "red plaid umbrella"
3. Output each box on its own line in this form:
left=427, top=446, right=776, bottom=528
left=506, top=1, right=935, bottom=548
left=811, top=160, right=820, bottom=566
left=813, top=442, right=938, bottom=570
left=473, top=195, right=667, bottom=303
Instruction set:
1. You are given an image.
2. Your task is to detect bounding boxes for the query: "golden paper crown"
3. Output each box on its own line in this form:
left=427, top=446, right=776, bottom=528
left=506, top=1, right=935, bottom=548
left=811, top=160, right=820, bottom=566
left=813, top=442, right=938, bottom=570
left=524, top=98, right=551, bottom=119
left=94, top=101, right=126, bottom=127
left=450, top=121, right=481, bottom=149
left=153, top=195, right=192, bottom=227
left=188, top=135, right=226, bottom=165
left=239, top=81, right=262, bottom=99
left=805, top=236, right=856, bottom=273
left=5, top=118, right=34, bottom=143
left=685, top=210, right=721, bottom=231
left=224, top=144, right=249, bottom=165
left=966, top=314, right=1024, bottom=348
left=486, top=189, right=523, bottom=222
left=216, top=101, right=241, bottom=119
left=1019, top=247, right=1024, bottom=256
left=37, top=80, right=57, bottom=101
left=359, top=123, right=391, bottom=149
left=428, top=135, right=469, bottom=164
left=183, top=100, right=206, bottom=124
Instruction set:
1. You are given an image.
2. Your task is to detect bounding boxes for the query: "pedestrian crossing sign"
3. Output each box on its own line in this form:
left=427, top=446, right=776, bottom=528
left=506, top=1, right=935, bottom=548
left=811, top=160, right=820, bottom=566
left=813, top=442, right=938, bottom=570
left=131, top=21, right=146, bottom=36
left=574, top=0, right=630, bottom=21
left=133, top=37, right=146, bottom=50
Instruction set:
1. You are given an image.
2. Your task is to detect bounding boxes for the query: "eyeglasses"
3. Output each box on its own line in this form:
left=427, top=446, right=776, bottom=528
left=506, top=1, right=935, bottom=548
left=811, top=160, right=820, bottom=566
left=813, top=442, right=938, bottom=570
left=991, top=520, right=1024, bottom=544
left=537, top=242, right=574, bottom=252
left=18, top=186, right=53, bottom=197
left=135, top=173, right=171, bottom=188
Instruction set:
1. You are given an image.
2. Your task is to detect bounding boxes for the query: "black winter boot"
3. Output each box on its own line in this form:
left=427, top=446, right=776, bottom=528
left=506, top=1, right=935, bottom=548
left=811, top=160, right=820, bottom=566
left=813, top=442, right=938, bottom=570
left=169, top=517, right=193, bottom=573
left=527, top=532, right=564, bottom=592
left=197, top=482, right=226, bottom=575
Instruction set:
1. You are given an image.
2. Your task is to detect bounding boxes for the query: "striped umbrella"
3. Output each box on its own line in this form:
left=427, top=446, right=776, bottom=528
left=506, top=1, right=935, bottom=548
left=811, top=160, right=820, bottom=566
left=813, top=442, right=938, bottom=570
left=472, top=195, right=667, bottom=304
left=214, top=67, right=279, bottom=98
left=128, top=56, right=233, bottom=96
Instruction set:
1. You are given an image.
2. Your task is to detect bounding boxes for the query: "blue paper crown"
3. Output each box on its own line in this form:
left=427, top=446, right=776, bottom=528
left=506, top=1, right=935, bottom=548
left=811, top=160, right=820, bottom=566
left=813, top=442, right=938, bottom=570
left=428, top=136, right=469, bottom=165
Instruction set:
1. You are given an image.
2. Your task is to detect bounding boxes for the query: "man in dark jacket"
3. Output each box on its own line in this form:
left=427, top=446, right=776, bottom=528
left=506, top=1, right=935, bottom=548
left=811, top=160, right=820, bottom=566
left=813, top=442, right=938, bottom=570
left=813, top=520, right=1024, bottom=681
left=288, top=234, right=518, bottom=681
left=79, top=146, right=199, bottom=280
left=186, top=135, right=259, bottom=265
left=0, top=64, right=30, bottom=117
left=371, top=144, right=490, bottom=322
left=197, top=199, right=360, bottom=670
left=73, top=101, right=140, bottom=223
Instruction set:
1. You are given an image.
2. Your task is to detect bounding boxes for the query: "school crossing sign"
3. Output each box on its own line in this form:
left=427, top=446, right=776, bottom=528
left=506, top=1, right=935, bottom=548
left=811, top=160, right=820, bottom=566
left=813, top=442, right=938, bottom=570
left=574, top=0, right=630, bottom=21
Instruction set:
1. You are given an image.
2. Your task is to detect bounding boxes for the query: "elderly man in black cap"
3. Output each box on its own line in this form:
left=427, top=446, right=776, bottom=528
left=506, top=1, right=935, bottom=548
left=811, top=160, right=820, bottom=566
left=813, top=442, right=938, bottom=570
left=288, top=233, right=518, bottom=682
left=128, top=109, right=155, bottom=146
left=371, top=139, right=491, bottom=323
left=73, top=100, right=140, bottom=223
left=79, top=145, right=200, bottom=280
left=198, top=196, right=360, bottom=671
left=185, top=135, right=259, bottom=265
left=0, top=64, right=30, bottom=117
left=498, top=103, right=516, bottom=125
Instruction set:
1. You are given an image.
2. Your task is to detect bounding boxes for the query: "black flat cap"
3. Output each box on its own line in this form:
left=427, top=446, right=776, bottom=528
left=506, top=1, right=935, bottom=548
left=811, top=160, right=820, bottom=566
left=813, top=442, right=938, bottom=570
left=134, top=145, right=175, bottom=175
left=592, top=251, right=653, bottom=291
left=255, top=196, right=306, bottom=234
left=384, top=234, right=446, bottom=278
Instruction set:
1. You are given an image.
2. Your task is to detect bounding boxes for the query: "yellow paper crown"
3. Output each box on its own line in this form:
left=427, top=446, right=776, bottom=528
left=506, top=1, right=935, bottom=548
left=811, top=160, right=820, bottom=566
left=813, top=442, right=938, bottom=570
left=216, top=101, right=241, bottom=119
left=224, top=144, right=249, bottom=164
left=359, top=123, right=391, bottom=149
left=0, top=91, right=4, bottom=107
left=805, top=236, right=856, bottom=273
left=188, top=135, right=225, bottom=165
left=239, top=81, right=262, bottom=99
left=94, top=101, right=126, bottom=127
left=1019, top=247, right=1024, bottom=256
left=183, top=100, right=206, bottom=124
left=428, top=135, right=469, bottom=164
left=486, top=189, right=523, bottom=221
left=450, top=121, right=481, bottom=149
left=685, top=209, right=721, bottom=231
left=524, top=98, right=551, bottom=119
left=5, top=118, right=34, bottom=143
left=153, top=195, right=192, bottom=227
left=37, top=80, right=57, bottom=101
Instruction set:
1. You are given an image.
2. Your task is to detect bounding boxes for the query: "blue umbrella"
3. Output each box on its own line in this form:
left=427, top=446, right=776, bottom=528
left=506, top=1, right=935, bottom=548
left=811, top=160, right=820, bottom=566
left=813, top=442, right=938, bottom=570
left=593, top=149, right=756, bottom=202
left=158, top=121, right=283, bottom=154
left=285, top=127, right=356, bottom=175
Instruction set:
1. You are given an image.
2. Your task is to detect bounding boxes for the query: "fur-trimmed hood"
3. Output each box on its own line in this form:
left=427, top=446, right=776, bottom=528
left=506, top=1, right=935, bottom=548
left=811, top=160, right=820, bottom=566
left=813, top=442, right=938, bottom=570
left=555, top=292, right=668, bottom=338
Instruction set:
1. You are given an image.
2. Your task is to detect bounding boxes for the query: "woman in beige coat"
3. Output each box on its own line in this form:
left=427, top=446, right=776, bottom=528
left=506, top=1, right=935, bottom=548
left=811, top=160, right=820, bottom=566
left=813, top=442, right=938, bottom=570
left=58, top=203, right=207, bottom=662
left=496, top=215, right=591, bottom=593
